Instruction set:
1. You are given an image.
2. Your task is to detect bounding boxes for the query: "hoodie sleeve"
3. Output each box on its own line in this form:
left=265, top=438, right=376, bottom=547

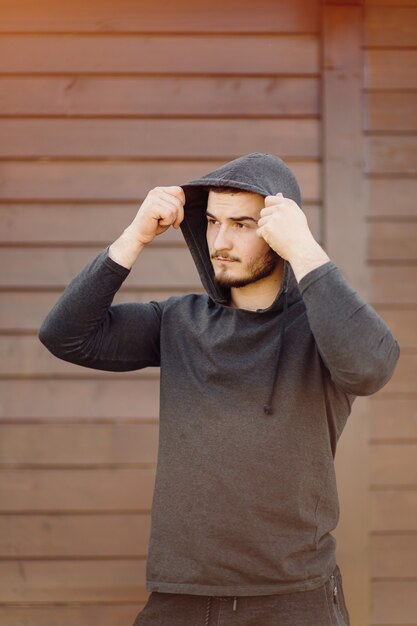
left=38, top=246, right=162, bottom=371
left=298, top=261, right=400, bottom=396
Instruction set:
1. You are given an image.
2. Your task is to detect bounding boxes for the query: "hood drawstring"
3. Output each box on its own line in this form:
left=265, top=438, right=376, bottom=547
left=263, top=278, right=289, bottom=416
left=233, top=596, right=238, bottom=611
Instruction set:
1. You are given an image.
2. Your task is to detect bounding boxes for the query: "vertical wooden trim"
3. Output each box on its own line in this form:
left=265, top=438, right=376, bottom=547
left=321, top=5, right=370, bottom=626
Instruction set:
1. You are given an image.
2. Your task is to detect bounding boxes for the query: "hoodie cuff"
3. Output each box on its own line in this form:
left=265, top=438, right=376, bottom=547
left=297, top=261, right=338, bottom=295
left=103, top=245, right=131, bottom=279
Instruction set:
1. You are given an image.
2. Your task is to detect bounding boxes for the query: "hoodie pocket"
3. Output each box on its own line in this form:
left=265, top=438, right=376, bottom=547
left=325, top=567, right=350, bottom=626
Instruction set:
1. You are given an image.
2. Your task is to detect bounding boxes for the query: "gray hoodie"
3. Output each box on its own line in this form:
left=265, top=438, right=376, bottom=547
left=39, top=152, right=400, bottom=597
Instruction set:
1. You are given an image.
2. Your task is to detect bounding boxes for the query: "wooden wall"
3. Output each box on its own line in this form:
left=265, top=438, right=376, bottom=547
left=0, top=1, right=322, bottom=624
left=364, top=2, right=417, bottom=625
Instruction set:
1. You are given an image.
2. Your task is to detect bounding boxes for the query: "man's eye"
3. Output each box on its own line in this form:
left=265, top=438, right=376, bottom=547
left=235, top=223, right=246, bottom=229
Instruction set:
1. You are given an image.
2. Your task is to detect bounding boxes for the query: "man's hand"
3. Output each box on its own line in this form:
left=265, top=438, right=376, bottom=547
left=108, top=186, right=185, bottom=269
left=125, top=186, right=186, bottom=247
left=256, top=192, right=330, bottom=282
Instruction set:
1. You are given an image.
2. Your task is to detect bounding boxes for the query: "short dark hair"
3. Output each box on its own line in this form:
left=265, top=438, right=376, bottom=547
left=204, top=185, right=248, bottom=194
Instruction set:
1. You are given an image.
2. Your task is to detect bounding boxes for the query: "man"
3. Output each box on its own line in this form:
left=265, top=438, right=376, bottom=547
left=39, top=153, right=400, bottom=625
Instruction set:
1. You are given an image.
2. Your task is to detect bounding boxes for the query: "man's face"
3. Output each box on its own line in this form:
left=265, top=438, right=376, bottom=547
left=206, top=190, right=280, bottom=288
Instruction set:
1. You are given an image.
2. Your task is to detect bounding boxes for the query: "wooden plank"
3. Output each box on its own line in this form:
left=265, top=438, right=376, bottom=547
left=0, top=513, right=151, bottom=556
left=371, top=444, right=417, bottom=485
left=371, top=489, right=417, bottom=532
left=367, top=178, right=417, bottom=217
left=365, top=50, right=417, bottom=89
left=0, top=559, right=147, bottom=603
left=365, top=6, right=417, bottom=47
left=366, top=92, right=417, bottom=132
left=0, top=423, right=159, bottom=465
left=369, top=221, right=417, bottom=262
left=370, top=396, right=417, bottom=440
left=0, top=379, right=160, bottom=419
left=373, top=308, right=417, bottom=348
left=0, top=247, right=200, bottom=289
left=366, top=0, right=417, bottom=7
left=0, top=34, right=319, bottom=74
left=0, top=469, right=155, bottom=511
left=0, top=119, right=320, bottom=158
left=372, top=581, right=417, bottom=625
left=372, top=534, right=417, bottom=577
left=0, top=0, right=319, bottom=33
left=366, top=136, right=417, bottom=175
left=370, top=266, right=417, bottom=306
left=0, top=203, right=322, bottom=245
left=321, top=7, right=369, bottom=626
left=0, top=76, right=319, bottom=116
left=379, top=353, right=417, bottom=395
left=0, top=289, right=204, bottom=332
left=0, top=161, right=321, bottom=202
left=0, top=604, right=145, bottom=626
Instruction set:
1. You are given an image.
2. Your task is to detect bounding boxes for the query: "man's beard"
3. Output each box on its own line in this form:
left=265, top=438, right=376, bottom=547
left=212, top=248, right=281, bottom=288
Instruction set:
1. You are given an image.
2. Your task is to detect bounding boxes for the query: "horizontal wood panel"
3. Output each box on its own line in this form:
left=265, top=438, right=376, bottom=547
left=366, top=136, right=417, bottom=175
left=0, top=247, right=199, bottom=289
left=0, top=289, right=203, bottom=332
left=372, top=581, right=417, bottom=625
left=4, top=336, right=159, bottom=378
left=0, top=469, right=155, bottom=511
left=365, top=50, right=417, bottom=89
left=0, top=604, right=145, bottom=626
left=366, top=92, right=417, bottom=132
left=0, top=379, right=160, bottom=419
left=371, top=489, right=417, bottom=532
left=0, top=34, right=319, bottom=74
left=371, top=444, right=417, bottom=485
left=0, top=203, right=322, bottom=246
left=367, top=178, right=417, bottom=217
left=380, top=353, right=417, bottom=394
left=0, top=513, right=151, bottom=557
left=0, top=423, right=159, bottom=465
left=0, top=77, right=319, bottom=116
left=0, top=0, right=319, bottom=33
left=370, top=396, right=417, bottom=440
left=0, top=559, right=147, bottom=603
left=365, top=6, right=417, bottom=47
left=0, top=161, right=321, bottom=201
left=370, top=266, right=417, bottom=306
left=0, top=119, right=320, bottom=158
left=373, top=308, right=417, bottom=348
left=372, top=534, right=417, bottom=577
left=369, top=221, right=417, bottom=262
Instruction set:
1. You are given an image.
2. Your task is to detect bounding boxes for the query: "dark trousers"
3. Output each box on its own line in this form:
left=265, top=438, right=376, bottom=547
left=132, top=565, right=350, bottom=626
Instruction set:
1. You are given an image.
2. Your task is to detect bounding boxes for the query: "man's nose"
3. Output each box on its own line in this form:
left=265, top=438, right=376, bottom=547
left=213, top=225, right=232, bottom=251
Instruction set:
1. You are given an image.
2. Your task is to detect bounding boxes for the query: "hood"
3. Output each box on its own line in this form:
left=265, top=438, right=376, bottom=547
left=180, top=152, right=302, bottom=308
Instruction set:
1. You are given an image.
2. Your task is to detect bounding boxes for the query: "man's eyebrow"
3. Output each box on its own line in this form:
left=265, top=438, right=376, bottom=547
left=206, top=211, right=258, bottom=224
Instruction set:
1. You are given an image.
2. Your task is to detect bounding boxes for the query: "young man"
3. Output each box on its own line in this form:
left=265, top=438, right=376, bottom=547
left=39, top=153, right=400, bottom=626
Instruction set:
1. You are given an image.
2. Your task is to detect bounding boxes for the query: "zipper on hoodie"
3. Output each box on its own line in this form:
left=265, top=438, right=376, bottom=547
left=233, top=596, right=237, bottom=611
left=330, top=574, right=338, bottom=604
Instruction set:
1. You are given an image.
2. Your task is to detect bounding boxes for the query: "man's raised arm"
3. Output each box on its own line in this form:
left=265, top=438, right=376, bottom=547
left=38, top=186, right=185, bottom=371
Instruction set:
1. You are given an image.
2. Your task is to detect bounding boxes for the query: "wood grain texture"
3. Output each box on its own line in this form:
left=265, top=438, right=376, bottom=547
left=365, top=6, right=417, bottom=47
left=371, top=444, right=417, bottom=485
left=365, top=50, right=417, bottom=89
left=0, top=119, right=320, bottom=158
left=0, top=379, right=160, bottom=419
left=0, top=468, right=156, bottom=511
left=369, top=221, right=417, bottom=261
left=0, top=0, right=319, bottom=33
left=371, top=490, right=417, bottom=532
left=366, top=136, right=417, bottom=175
left=366, top=92, right=417, bottom=132
left=0, top=559, right=147, bottom=603
left=372, top=534, right=417, bottom=577
left=0, top=604, right=145, bottom=626
left=0, top=161, right=321, bottom=201
left=367, top=178, right=417, bottom=217
left=0, top=423, right=159, bottom=465
left=0, top=77, right=319, bottom=116
left=372, top=581, right=417, bottom=625
left=0, top=34, right=319, bottom=74
left=370, top=396, right=417, bottom=440
left=0, top=513, right=151, bottom=556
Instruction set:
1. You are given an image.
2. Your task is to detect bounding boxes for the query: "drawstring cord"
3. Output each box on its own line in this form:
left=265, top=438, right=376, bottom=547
left=263, top=282, right=289, bottom=416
